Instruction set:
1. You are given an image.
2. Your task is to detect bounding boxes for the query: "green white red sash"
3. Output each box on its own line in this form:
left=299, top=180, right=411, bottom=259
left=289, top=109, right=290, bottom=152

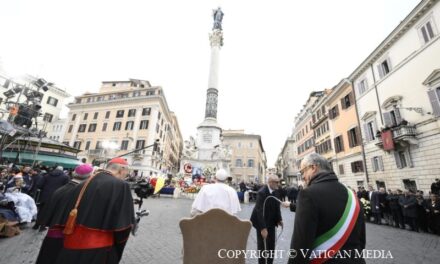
left=310, top=186, right=360, bottom=264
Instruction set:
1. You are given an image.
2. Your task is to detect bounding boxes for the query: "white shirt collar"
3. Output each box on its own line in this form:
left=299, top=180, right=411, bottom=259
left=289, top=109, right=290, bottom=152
left=267, top=185, right=274, bottom=194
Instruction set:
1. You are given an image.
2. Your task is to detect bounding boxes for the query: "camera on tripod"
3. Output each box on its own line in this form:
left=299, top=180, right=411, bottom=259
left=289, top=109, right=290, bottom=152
left=134, top=179, right=155, bottom=199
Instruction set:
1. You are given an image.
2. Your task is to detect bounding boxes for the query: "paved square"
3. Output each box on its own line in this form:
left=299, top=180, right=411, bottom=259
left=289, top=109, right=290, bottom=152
left=0, top=197, right=439, bottom=264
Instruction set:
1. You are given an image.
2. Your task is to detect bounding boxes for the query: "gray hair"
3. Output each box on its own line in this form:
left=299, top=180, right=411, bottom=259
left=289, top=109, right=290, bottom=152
left=56, top=166, right=63, bottom=171
left=73, top=172, right=92, bottom=180
left=267, top=175, right=279, bottom=182
left=302, top=153, right=332, bottom=172
left=106, top=162, right=127, bottom=171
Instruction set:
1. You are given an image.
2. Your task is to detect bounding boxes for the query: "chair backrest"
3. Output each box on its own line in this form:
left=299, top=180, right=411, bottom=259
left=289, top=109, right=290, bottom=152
left=179, top=208, right=252, bottom=264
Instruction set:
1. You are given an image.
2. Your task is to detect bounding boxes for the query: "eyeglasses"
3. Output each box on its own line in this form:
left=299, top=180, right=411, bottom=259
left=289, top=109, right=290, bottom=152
left=299, top=165, right=314, bottom=175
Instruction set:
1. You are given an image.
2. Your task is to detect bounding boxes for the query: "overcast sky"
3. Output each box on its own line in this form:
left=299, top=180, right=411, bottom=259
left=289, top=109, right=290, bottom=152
left=0, top=0, right=421, bottom=166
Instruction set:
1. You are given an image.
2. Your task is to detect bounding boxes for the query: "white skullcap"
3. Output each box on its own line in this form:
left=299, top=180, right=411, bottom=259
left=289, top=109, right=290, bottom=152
left=215, top=169, right=228, bottom=181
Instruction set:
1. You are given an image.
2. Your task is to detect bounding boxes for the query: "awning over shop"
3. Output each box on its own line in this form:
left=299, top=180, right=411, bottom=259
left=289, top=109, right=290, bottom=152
left=1, top=151, right=81, bottom=169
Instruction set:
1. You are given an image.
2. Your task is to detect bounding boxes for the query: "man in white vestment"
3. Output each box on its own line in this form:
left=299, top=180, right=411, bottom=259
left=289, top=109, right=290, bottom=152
left=190, top=169, right=241, bottom=216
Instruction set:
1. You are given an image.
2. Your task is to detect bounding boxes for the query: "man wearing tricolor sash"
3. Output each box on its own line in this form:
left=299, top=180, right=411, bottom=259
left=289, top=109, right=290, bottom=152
left=288, top=153, right=365, bottom=264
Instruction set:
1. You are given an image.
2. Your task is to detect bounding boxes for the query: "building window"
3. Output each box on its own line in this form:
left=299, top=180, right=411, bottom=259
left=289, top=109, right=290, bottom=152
left=363, top=120, right=376, bottom=142
left=93, top=112, right=98, bottom=119
left=403, top=179, right=417, bottom=192
left=72, top=114, right=76, bottom=121
left=146, top=90, right=155, bottom=96
left=142, top=108, right=151, bottom=116
left=46, top=96, right=58, bottom=106
left=113, top=122, right=122, bottom=131
left=235, top=159, right=242, bottom=167
left=135, top=140, right=145, bottom=149
left=334, top=135, right=344, bottom=153
left=128, top=109, right=136, bottom=117
left=78, top=124, right=86, bottom=133
left=116, top=110, right=124, bottom=118
left=358, top=79, right=368, bottom=95
left=377, top=58, right=392, bottom=78
left=419, top=19, right=436, bottom=44
left=85, top=141, right=91, bottom=151
left=339, top=164, right=344, bottom=175
left=140, top=120, right=149, bottom=130
left=394, top=150, right=413, bottom=169
left=96, top=96, right=103, bottom=102
left=73, top=141, right=81, bottom=150
left=383, top=108, right=401, bottom=127
left=83, top=113, right=88, bottom=120
left=158, top=112, right=161, bottom=120
left=351, top=161, right=364, bottom=173
left=43, top=113, right=53, bottom=123
left=68, top=125, right=73, bottom=133
left=371, top=156, right=384, bottom=172
left=248, top=159, right=254, bottom=168
left=347, top=127, right=361, bottom=148
left=102, top=123, right=107, bottom=132
left=329, top=105, right=339, bottom=119
left=105, top=111, right=110, bottom=119
left=341, top=92, right=354, bottom=109
left=96, top=141, right=102, bottom=149
left=125, top=121, right=134, bottom=130
left=88, top=123, right=97, bottom=132
left=249, top=142, right=253, bottom=148
left=121, top=140, right=129, bottom=150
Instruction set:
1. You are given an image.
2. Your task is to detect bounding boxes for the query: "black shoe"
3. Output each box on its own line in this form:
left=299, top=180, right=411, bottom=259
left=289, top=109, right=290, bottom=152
left=32, top=224, right=40, bottom=230
left=38, top=226, right=48, bottom=232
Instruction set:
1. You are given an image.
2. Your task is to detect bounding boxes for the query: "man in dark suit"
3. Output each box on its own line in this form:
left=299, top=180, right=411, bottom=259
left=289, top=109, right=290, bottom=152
left=399, top=190, right=419, bottom=231
left=250, top=175, right=283, bottom=264
left=288, top=153, right=365, bottom=264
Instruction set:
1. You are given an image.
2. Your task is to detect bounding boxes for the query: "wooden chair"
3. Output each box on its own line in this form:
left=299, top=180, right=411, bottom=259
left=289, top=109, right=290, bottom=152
left=179, top=208, right=252, bottom=264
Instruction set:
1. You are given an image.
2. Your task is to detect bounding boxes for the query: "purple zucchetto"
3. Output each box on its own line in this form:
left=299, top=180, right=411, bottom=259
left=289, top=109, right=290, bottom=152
left=74, top=164, right=93, bottom=178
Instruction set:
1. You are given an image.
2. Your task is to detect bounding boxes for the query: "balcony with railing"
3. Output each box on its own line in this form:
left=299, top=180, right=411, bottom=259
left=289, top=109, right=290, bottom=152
left=376, top=124, right=418, bottom=148
left=87, top=149, right=104, bottom=157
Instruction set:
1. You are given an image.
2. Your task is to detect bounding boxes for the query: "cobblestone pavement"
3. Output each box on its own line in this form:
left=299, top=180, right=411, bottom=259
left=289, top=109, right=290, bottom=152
left=1, top=197, right=439, bottom=264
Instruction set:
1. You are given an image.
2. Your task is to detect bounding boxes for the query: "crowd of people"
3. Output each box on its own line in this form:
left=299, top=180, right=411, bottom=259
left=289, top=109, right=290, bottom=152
left=0, top=165, right=72, bottom=228
left=354, top=182, right=440, bottom=235
left=0, top=159, right=136, bottom=264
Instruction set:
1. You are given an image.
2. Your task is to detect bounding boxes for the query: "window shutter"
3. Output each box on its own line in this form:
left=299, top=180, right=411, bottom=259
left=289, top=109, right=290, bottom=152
left=383, top=112, right=393, bottom=127
left=377, top=64, right=384, bottom=79
left=378, top=156, right=384, bottom=171
left=351, top=162, right=355, bottom=173
left=427, top=90, right=440, bottom=117
left=386, top=58, right=392, bottom=72
left=371, top=158, right=377, bottom=172
left=341, top=98, right=346, bottom=110
left=363, top=123, right=371, bottom=142
left=358, top=83, right=363, bottom=95
left=394, top=151, right=402, bottom=169
left=347, top=130, right=353, bottom=148
left=340, top=136, right=345, bottom=152
left=349, top=92, right=355, bottom=106
left=406, top=148, right=413, bottom=168
left=394, top=108, right=402, bottom=124
left=335, top=105, right=339, bottom=117
left=355, top=126, right=362, bottom=146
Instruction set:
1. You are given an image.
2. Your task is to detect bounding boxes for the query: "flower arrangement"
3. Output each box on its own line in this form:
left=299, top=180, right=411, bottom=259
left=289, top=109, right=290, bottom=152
left=360, top=198, right=371, bottom=218
left=183, top=185, right=201, bottom=193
